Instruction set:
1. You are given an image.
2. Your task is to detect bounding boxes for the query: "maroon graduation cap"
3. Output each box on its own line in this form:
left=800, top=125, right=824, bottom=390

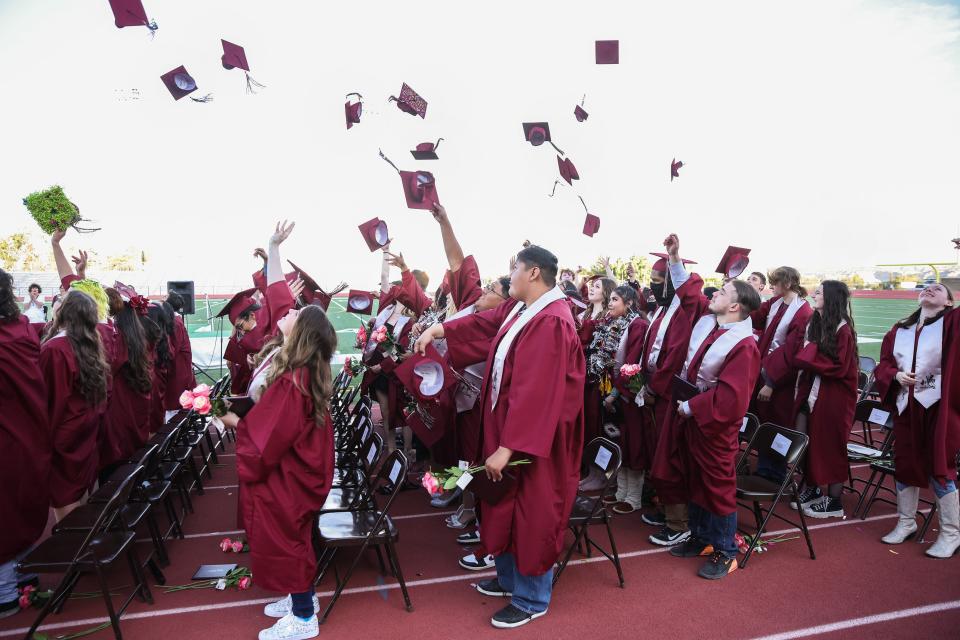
left=379, top=149, right=440, bottom=210
left=671, top=158, right=683, bottom=181
left=574, top=95, right=588, bottom=122
left=108, top=0, right=158, bottom=34
left=389, top=83, right=427, bottom=119
left=345, top=93, right=362, bottom=129
left=410, top=138, right=444, bottom=160
left=358, top=217, right=390, bottom=252
left=346, top=290, right=375, bottom=315
left=595, top=40, right=620, bottom=64
left=522, top=122, right=564, bottom=155
left=286, top=260, right=346, bottom=312
left=217, top=288, right=261, bottom=325
left=160, top=66, right=212, bottom=103
left=558, top=156, right=580, bottom=185
left=579, top=196, right=599, bottom=237
left=649, top=252, right=697, bottom=273
left=394, top=344, right=457, bottom=402
left=715, top=246, right=751, bottom=279
left=221, top=40, right=265, bottom=93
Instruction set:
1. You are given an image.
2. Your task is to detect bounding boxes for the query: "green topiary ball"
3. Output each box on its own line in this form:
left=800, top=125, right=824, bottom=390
left=22, top=185, right=98, bottom=234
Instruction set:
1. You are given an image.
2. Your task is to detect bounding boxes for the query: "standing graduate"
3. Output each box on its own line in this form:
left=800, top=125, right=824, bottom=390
left=41, top=289, right=109, bottom=520
left=0, top=269, right=50, bottom=619
left=221, top=288, right=264, bottom=395
left=873, top=283, right=959, bottom=557
left=236, top=301, right=337, bottom=640
left=163, top=291, right=196, bottom=418
left=415, top=245, right=584, bottom=629
left=666, top=279, right=761, bottom=579
left=145, top=303, right=174, bottom=434
left=579, top=275, right=616, bottom=473
left=792, top=281, right=859, bottom=519
left=646, top=236, right=711, bottom=546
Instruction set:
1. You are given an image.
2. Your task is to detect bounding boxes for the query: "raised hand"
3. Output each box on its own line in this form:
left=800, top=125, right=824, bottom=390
left=663, top=233, right=680, bottom=260
left=51, top=228, right=67, bottom=244
left=431, top=202, right=448, bottom=224
left=270, top=220, right=295, bottom=246
left=253, top=247, right=268, bottom=262
left=288, top=277, right=305, bottom=301
left=384, top=251, right=408, bottom=272
left=70, top=250, right=88, bottom=279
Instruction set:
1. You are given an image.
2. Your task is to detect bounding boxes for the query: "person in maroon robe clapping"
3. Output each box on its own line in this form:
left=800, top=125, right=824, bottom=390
left=0, top=269, right=50, bottom=618
left=873, top=283, right=959, bottom=558
left=41, top=289, right=110, bottom=521
left=792, top=281, right=859, bottom=519
left=415, top=245, right=584, bottom=629
left=236, top=304, right=336, bottom=640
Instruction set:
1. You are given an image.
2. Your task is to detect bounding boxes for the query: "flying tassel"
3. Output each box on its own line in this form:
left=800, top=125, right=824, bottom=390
left=190, top=94, right=214, bottom=103
left=549, top=140, right=565, bottom=156
left=548, top=180, right=567, bottom=197
left=379, top=149, right=401, bottom=174
left=579, top=195, right=589, bottom=213
left=324, top=281, right=349, bottom=297
left=146, top=19, right=158, bottom=38
left=433, top=137, right=444, bottom=151
left=244, top=72, right=266, bottom=94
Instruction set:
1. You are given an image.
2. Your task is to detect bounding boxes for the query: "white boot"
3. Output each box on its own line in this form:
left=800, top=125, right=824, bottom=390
left=881, top=486, right=918, bottom=544
left=614, top=471, right=628, bottom=502
left=625, top=470, right=645, bottom=509
left=926, top=490, right=960, bottom=559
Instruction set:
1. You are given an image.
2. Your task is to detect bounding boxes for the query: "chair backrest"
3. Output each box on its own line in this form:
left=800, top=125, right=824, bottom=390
left=739, top=412, right=760, bottom=445
left=369, top=450, right=408, bottom=517
left=852, top=399, right=895, bottom=452
left=155, top=423, right=182, bottom=460
left=859, top=356, right=877, bottom=375
left=739, top=423, right=808, bottom=476
left=360, top=432, right=384, bottom=474
left=76, top=465, right=144, bottom=563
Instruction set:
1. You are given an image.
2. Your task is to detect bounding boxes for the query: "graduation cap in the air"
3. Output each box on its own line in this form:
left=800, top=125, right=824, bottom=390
left=574, top=95, right=588, bottom=122
left=389, top=83, right=427, bottom=118
left=715, top=246, right=751, bottom=279
left=221, top=40, right=265, bottom=94
left=160, top=66, right=212, bottom=103
left=410, top=138, right=444, bottom=160
left=579, top=196, right=600, bottom=237
left=649, top=252, right=697, bottom=273
left=286, top=260, right=347, bottom=311
left=358, top=217, right=390, bottom=252
left=108, top=0, right=158, bottom=35
left=522, top=122, right=564, bottom=155
left=217, top=288, right=261, bottom=325
left=345, top=290, right=375, bottom=315
left=345, top=93, right=363, bottom=129
left=558, top=156, right=580, bottom=185
left=394, top=344, right=457, bottom=402
left=671, top=158, right=683, bottom=181
left=379, top=149, right=440, bottom=210
left=595, top=40, right=619, bottom=64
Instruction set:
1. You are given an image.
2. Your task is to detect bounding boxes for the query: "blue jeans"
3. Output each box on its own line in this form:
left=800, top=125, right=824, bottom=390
left=494, top=553, right=552, bottom=614
left=0, top=549, right=37, bottom=604
left=689, top=502, right=738, bottom=559
left=897, top=477, right=957, bottom=499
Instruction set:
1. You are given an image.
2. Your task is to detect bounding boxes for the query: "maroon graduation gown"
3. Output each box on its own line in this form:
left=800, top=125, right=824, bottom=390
left=227, top=281, right=295, bottom=394
left=648, top=274, right=711, bottom=504
left=236, top=370, right=334, bottom=593
left=612, top=315, right=653, bottom=470
left=792, top=323, right=859, bottom=485
left=41, top=334, right=103, bottom=507
left=873, top=313, right=959, bottom=487
left=935, top=308, right=960, bottom=484
left=0, top=316, right=51, bottom=563
left=164, top=315, right=196, bottom=410
left=750, top=296, right=813, bottom=428
left=446, top=256, right=485, bottom=464
left=675, top=329, right=760, bottom=515
left=443, top=297, right=585, bottom=576
left=149, top=336, right=172, bottom=433
left=99, top=330, right=151, bottom=467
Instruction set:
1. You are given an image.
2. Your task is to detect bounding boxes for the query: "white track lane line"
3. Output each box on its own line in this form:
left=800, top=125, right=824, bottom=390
left=7, top=513, right=903, bottom=638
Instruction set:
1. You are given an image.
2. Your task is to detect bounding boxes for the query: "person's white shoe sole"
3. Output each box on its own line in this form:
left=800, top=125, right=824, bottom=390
left=474, top=583, right=512, bottom=597
left=459, top=555, right=495, bottom=571
left=648, top=530, right=691, bottom=546
left=491, top=609, right=547, bottom=628
left=802, top=507, right=844, bottom=519
left=257, top=617, right=319, bottom=640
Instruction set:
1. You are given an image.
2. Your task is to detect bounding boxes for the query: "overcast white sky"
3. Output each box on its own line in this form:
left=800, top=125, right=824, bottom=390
left=1, top=0, right=959, bottom=292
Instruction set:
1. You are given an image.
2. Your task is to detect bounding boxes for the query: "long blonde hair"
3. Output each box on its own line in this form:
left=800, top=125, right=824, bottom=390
left=264, top=305, right=337, bottom=424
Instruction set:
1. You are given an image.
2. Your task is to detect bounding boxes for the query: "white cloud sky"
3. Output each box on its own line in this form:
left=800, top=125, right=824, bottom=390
left=1, top=0, right=959, bottom=293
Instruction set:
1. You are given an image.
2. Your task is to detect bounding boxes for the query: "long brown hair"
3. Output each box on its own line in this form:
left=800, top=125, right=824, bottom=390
left=265, top=305, right=338, bottom=424
left=105, top=288, right=152, bottom=394
left=45, top=290, right=109, bottom=406
left=591, top=277, right=617, bottom=320
left=807, top=280, right=856, bottom=361
left=768, top=266, right=808, bottom=298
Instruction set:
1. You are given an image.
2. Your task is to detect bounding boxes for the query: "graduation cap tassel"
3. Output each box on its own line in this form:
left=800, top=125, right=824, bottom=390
left=433, top=138, right=444, bottom=152
left=325, top=282, right=349, bottom=297
left=190, top=94, right=214, bottom=103
left=548, top=180, right=567, bottom=197
left=244, top=72, right=266, bottom=94
left=550, top=141, right=565, bottom=156
left=581, top=94, right=586, bottom=106
left=579, top=195, right=589, bottom=213
left=146, top=19, right=158, bottom=37
left=378, top=149, right=401, bottom=174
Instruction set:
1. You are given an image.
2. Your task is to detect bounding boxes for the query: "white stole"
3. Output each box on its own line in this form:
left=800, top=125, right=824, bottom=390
left=247, top=346, right=280, bottom=403
left=766, top=296, right=807, bottom=355
left=892, top=317, right=943, bottom=414
left=681, top=316, right=756, bottom=391
left=490, top=287, right=567, bottom=409
left=645, top=295, right=682, bottom=373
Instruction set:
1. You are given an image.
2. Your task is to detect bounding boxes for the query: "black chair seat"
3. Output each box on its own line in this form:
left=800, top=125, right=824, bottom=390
left=22, top=532, right=135, bottom=569
left=736, top=475, right=783, bottom=500
left=318, top=511, right=397, bottom=544
left=158, top=461, right=181, bottom=482
left=569, top=495, right=605, bottom=523
left=321, top=487, right=368, bottom=512
left=53, top=503, right=150, bottom=534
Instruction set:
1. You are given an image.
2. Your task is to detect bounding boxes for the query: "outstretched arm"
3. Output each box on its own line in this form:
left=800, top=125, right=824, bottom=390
left=380, top=244, right=392, bottom=293
left=431, top=203, right=465, bottom=272
left=50, top=229, right=74, bottom=280
left=266, top=220, right=295, bottom=286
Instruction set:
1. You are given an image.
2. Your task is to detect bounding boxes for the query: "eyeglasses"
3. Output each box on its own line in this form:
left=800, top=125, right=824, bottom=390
left=484, top=283, right=506, bottom=299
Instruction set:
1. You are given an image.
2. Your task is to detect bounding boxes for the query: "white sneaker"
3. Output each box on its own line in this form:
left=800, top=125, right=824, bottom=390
left=258, top=613, right=319, bottom=640
left=459, top=553, right=495, bottom=571
left=263, top=594, right=321, bottom=618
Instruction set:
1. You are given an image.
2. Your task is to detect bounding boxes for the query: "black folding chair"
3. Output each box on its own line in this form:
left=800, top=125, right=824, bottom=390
left=849, top=401, right=896, bottom=514
left=858, top=356, right=878, bottom=402
left=19, top=469, right=153, bottom=640
left=738, top=412, right=761, bottom=452
left=332, top=432, right=384, bottom=490
left=735, top=423, right=816, bottom=568
left=315, top=450, right=413, bottom=624
left=553, top=438, right=624, bottom=588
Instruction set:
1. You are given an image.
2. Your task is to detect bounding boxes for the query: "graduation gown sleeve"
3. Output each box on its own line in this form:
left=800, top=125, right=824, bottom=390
left=449, top=255, right=482, bottom=310
left=398, top=270, right=432, bottom=317
left=442, top=298, right=517, bottom=370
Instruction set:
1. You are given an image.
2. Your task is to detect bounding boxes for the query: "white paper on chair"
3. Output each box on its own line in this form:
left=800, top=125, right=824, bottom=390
left=740, top=417, right=749, bottom=433
left=594, top=447, right=613, bottom=471
left=868, top=408, right=890, bottom=426
left=456, top=471, right=474, bottom=490
left=770, top=433, right=791, bottom=457
left=389, top=460, right=402, bottom=485
left=847, top=443, right=882, bottom=458
left=366, top=446, right=377, bottom=466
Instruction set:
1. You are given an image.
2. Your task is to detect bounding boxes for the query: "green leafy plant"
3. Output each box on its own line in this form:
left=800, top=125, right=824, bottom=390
left=22, top=185, right=98, bottom=235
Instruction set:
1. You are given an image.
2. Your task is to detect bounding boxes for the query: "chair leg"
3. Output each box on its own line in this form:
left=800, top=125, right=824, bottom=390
left=794, top=486, right=817, bottom=560
left=861, top=471, right=888, bottom=519
left=319, top=539, right=382, bottom=625
left=918, top=501, right=938, bottom=543
left=552, top=525, right=585, bottom=587
left=603, top=514, right=625, bottom=588
left=855, top=468, right=881, bottom=519
left=385, top=540, right=413, bottom=612
left=145, top=510, right=169, bottom=567
left=203, top=426, right=219, bottom=465
left=126, top=546, right=154, bottom=604
left=163, top=495, right=184, bottom=539
left=373, top=545, right=388, bottom=576
left=93, top=562, right=123, bottom=640
left=27, top=569, right=78, bottom=635
left=186, top=454, right=205, bottom=495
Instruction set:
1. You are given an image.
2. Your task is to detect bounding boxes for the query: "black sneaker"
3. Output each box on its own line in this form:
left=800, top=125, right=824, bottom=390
left=641, top=511, right=666, bottom=527
left=698, top=551, right=738, bottom=580
left=803, top=496, right=845, bottom=519
left=649, top=527, right=691, bottom=546
left=457, top=530, right=481, bottom=545
left=490, top=604, right=547, bottom=629
left=790, top=485, right=822, bottom=510
left=475, top=579, right=512, bottom=597
left=669, top=538, right=714, bottom=558
left=0, top=600, right=20, bottom=620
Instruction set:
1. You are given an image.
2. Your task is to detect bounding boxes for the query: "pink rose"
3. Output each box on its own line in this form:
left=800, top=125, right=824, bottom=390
left=19, top=594, right=30, bottom=609
left=237, top=576, right=252, bottom=590
left=231, top=541, right=244, bottom=553
left=219, top=538, right=233, bottom=552
left=193, top=395, right=211, bottom=415
left=192, top=383, right=211, bottom=397
left=21, top=585, right=35, bottom=596
left=420, top=471, right=441, bottom=495
left=179, top=390, right=195, bottom=409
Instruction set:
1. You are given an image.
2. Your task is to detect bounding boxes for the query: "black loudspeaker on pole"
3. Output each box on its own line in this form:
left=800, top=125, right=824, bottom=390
left=167, top=281, right=196, bottom=315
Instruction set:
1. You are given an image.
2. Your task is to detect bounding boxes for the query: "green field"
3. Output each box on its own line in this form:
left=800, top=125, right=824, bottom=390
left=184, top=296, right=914, bottom=381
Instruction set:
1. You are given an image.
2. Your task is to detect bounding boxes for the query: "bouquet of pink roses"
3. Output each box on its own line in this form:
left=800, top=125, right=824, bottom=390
left=619, top=364, right=645, bottom=394
left=179, top=383, right=213, bottom=415
left=370, top=324, right=398, bottom=355
left=161, top=566, right=252, bottom=593
left=218, top=537, right=250, bottom=554
left=354, top=324, right=368, bottom=350
left=421, top=460, right=533, bottom=495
